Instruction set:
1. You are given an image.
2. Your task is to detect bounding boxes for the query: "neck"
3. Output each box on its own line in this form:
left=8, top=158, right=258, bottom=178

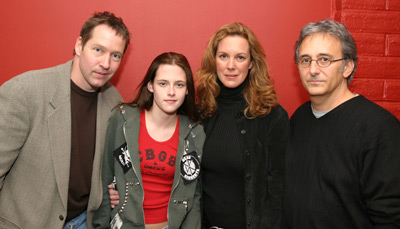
left=310, top=87, right=355, bottom=111
left=145, top=108, right=178, bottom=142
left=217, top=77, right=246, bottom=103
left=70, top=56, right=98, bottom=92
left=145, top=107, right=178, bottom=128
left=70, top=56, right=80, bottom=86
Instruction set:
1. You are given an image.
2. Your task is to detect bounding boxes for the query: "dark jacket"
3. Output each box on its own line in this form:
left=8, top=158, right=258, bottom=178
left=202, top=104, right=289, bottom=228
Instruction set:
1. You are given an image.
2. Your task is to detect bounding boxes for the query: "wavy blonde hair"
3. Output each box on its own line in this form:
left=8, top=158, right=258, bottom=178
left=196, top=22, right=278, bottom=119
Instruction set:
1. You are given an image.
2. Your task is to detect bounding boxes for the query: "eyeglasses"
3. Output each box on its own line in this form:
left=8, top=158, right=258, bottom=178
left=297, top=56, right=348, bottom=68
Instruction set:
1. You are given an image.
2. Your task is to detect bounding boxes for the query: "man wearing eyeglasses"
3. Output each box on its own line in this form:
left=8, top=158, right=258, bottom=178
left=282, top=19, right=400, bottom=228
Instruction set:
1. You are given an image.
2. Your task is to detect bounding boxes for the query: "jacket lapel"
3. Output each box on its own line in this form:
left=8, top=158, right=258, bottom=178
left=47, top=61, right=72, bottom=210
left=123, top=108, right=143, bottom=182
left=88, top=91, right=111, bottom=208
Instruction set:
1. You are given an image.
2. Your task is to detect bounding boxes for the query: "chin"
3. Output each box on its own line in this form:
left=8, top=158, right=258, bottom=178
left=222, top=82, right=240, bottom=88
left=91, top=81, right=108, bottom=89
left=163, top=110, right=178, bottom=116
left=308, top=91, right=326, bottom=97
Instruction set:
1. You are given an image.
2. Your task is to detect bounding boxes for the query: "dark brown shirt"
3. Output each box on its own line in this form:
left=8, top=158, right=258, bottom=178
left=67, top=80, right=98, bottom=221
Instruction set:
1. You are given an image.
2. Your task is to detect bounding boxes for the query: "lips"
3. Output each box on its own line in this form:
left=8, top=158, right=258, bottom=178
left=95, top=72, right=110, bottom=76
left=164, top=99, right=177, bottom=104
left=307, top=78, right=325, bottom=83
left=224, top=74, right=238, bottom=79
left=93, top=70, right=111, bottom=77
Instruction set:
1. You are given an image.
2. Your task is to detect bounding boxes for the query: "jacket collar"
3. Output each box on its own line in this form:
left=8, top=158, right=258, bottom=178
left=119, top=106, right=198, bottom=139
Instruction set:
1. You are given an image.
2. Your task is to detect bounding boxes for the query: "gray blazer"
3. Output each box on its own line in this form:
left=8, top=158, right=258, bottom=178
left=0, top=60, right=122, bottom=228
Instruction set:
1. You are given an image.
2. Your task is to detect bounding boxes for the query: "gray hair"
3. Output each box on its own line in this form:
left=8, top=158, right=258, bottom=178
left=294, top=19, right=358, bottom=84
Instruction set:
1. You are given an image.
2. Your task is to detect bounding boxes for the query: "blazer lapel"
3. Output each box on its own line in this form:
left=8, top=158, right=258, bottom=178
left=89, top=92, right=110, bottom=208
left=47, top=61, right=72, bottom=210
left=93, top=92, right=109, bottom=178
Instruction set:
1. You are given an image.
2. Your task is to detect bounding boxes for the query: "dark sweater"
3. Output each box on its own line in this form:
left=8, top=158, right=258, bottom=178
left=202, top=82, right=247, bottom=228
left=282, top=95, right=400, bottom=228
left=67, top=80, right=98, bottom=221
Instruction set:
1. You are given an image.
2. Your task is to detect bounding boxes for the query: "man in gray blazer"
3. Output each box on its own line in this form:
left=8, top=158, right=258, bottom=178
left=0, top=11, right=130, bottom=229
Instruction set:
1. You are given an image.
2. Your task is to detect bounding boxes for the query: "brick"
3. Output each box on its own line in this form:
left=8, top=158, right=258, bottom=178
left=352, top=33, right=385, bottom=56
left=341, top=10, right=400, bottom=33
left=376, top=101, right=400, bottom=120
left=342, top=0, right=385, bottom=10
left=354, top=56, right=385, bottom=78
left=384, top=57, right=400, bottom=77
left=349, top=79, right=384, bottom=100
left=334, top=0, right=342, bottom=10
left=386, top=34, right=400, bottom=57
left=384, top=79, right=400, bottom=100
left=355, top=56, right=400, bottom=78
left=388, top=0, right=400, bottom=10
left=333, top=10, right=342, bottom=21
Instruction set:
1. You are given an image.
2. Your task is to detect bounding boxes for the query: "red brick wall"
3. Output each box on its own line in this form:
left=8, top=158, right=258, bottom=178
left=333, top=0, right=400, bottom=120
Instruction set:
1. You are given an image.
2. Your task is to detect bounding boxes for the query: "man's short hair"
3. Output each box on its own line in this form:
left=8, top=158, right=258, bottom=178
left=73, top=11, right=131, bottom=55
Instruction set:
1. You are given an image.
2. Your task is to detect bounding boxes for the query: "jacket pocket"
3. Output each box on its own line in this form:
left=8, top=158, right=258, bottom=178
left=168, top=198, right=191, bottom=228
left=173, top=199, right=189, bottom=219
left=114, top=181, right=145, bottom=226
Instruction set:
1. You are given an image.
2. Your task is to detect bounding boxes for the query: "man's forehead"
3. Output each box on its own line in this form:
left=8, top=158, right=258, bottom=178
left=299, top=33, right=342, bottom=55
left=304, top=33, right=341, bottom=45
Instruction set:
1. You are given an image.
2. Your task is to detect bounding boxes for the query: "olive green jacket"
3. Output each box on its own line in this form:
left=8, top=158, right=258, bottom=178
left=93, top=106, right=205, bottom=229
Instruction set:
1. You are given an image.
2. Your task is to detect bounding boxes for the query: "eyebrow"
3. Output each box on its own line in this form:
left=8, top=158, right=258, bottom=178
left=155, top=79, right=187, bottom=83
left=219, top=51, right=248, bottom=54
left=299, top=53, right=333, bottom=58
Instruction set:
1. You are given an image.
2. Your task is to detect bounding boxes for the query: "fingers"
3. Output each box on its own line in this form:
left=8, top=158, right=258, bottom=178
left=108, top=184, right=120, bottom=208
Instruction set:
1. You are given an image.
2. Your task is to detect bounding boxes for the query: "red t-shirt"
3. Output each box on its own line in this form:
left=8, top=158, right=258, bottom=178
left=139, top=110, right=179, bottom=224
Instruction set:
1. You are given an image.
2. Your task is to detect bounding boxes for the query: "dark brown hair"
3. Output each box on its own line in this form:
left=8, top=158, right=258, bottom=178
left=73, top=11, right=131, bottom=55
left=124, top=52, right=197, bottom=121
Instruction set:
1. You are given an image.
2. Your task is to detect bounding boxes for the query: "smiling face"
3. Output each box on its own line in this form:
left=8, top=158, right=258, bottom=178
left=147, top=64, right=188, bottom=116
left=71, top=24, right=126, bottom=91
left=215, top=35, right=253, bottom=88
left=298, top=33, right=354, bottom=101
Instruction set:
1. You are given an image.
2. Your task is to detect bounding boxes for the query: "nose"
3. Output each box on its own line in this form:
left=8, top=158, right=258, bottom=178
left=168, top=85, right=175, bottom=96
left=309, top=60, right=320, bottom=76
left=227, top=58, right=235, bottom=70
left=100, top=55, right=111, bottom=70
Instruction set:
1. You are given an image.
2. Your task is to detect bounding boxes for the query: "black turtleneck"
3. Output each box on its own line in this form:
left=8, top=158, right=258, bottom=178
left=201, top=79, right=247, bottom=229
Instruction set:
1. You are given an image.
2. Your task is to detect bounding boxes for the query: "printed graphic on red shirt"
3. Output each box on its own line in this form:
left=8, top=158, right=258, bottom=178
left=139, top=148, right=176, bottom=178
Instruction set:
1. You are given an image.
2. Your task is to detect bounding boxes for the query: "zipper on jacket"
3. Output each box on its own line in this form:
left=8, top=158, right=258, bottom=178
left=167, top=129, right=190, bottom=221
left=122, top=121, right=141, bottom=183
left=167, top=123, right=197, bottom=222
left=121, top=120, right=145, bottom=221
left=118, top=182, right=138, bottom=214
left=167, top=154, right=181, bottom=222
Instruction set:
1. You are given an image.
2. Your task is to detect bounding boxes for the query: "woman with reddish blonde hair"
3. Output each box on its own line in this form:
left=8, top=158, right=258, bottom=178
left=197, top=22, right=289, bottom=229
left=197, top=22, right=278, bottom=119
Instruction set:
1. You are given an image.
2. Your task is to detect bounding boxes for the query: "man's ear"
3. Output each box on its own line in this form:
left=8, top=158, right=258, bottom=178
left=74, top=37, right=83, bottom=56
left=147, top=82, right=154, bottom=92
left=342, top=59, right=355, bottom=79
